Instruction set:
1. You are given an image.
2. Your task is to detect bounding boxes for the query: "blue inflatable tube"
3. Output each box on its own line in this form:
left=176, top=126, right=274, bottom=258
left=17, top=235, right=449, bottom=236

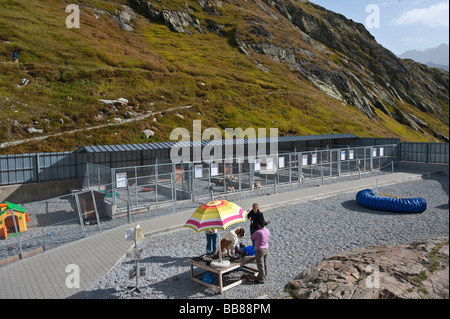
left=356, top=189, right=427, bottom=213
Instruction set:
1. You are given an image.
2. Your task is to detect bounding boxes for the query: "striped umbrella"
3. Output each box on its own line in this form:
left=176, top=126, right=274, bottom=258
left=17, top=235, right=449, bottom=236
left=184, top=200, right=248, bottom=232
left=184, top=200, right=248, bottom=267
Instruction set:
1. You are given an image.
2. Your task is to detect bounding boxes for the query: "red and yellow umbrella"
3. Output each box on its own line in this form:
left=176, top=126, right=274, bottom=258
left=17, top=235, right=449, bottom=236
left=184, top=200, right=248, bottom=233
left=185, top=200, right=248, bottom=267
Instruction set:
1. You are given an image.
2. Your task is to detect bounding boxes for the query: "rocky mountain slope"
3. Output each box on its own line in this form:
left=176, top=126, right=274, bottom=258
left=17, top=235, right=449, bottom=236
left=132, top=0, right=448, bottom=136
left=0, top=0, right=448, bottom=154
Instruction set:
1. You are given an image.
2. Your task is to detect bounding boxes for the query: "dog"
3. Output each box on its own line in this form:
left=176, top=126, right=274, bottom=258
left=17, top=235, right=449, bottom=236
left=213, top=227, right=245, bottom=259
left=227, top=186, right=235, bottom=193
left=253, top=182, right=261, bottom=189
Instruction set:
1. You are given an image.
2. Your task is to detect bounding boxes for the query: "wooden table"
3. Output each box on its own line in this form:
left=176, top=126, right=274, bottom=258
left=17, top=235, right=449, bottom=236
left=189, top=256, right=258, bottom=294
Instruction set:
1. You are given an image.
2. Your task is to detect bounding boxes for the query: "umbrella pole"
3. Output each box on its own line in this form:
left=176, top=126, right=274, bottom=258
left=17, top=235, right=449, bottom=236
left=211, top=230, right=230, bottom=268
left=218, top=232, right=222, bottom=264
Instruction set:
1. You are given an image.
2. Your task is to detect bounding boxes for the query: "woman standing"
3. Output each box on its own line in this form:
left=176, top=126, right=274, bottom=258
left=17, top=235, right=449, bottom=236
left=248, top=203, right=265, bottom=247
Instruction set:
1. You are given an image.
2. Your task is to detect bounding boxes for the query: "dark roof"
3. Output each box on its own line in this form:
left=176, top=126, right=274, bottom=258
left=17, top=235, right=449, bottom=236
left=76, top=134, right=358, bottom=153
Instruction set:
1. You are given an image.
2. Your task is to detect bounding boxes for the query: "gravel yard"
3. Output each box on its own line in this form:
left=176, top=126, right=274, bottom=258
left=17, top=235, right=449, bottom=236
left=83, top=172, right=449, bottom=299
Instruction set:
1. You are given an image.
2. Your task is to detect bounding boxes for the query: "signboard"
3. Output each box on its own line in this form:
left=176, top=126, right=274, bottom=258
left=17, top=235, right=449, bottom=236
left=211, top=163, right=219, bottom=176
left=379, top=147, right=384, bottom=157
left=302, top=155, right=308, bottom=166
left=372, top=148, right=377, bottom=157
left=267, top=157, right=274, bottom=170
left=340, top=151, right=346, bottom=161
left=279, top=157, right=285, bottom=168
left=349, top=150, right=354, bottom=160
left=194, top=164, right=203, bottom=178
left=255, top=159, right=261, bottom=171
left=125, top=225, right=144, bottom=242
left=116, top=172, right=127, bottom=188
left=312, top=153, right=317, bottom=165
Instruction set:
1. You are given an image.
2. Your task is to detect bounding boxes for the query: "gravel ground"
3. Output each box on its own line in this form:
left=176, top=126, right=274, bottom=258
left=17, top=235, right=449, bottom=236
left=83, top=172, right=449, bottom=299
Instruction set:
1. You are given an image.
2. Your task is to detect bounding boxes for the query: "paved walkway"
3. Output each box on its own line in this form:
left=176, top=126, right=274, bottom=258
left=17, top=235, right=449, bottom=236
left=0, top=171, right=428, bottom=298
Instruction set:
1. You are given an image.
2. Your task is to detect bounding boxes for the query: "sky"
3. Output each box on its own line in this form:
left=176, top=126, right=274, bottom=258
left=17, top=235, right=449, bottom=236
left=311, top=0, right=449, bottom=55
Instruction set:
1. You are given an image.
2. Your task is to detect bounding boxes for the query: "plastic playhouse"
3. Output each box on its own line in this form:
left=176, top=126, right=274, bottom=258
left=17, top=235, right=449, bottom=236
left=0, top=202, right=29, bottom=239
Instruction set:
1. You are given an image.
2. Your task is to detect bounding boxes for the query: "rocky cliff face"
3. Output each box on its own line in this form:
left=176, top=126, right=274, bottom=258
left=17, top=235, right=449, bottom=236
left=127, top=0, right=449, bottom=141
left=236, top=0, right=449, bottom=138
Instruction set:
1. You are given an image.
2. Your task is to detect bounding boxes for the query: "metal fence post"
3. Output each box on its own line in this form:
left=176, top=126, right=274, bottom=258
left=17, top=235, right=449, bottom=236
left=10, top=209, right=24, bottom=258
left=370, top=147, right=374, bottom=171
left=87, top=163, right=91, bottom=189
left=298, top=152, right=302, bottom=183
left=238, top=157, right=242, bottom=191
left=171, top=171, right=176, bottom=214
left=126, top=184, right=131, bottom=224
left=36, top=153, right=40, bottom=183
left=172, top=162, right=177, bottom=202
left=111, top=168, right=116, bottom=205
left=74, top=193, right=86, bottom=238
left=189, top=163, right=194, bottom=201
left=135, top=167, right=139, bottom=207
left=337, top=149, right=341, bottom=176
left=97, top=165, right=101, bottom=191
left=249, top=158, right=254, bottom=189
left=329, top=150, right=332, bottom=177
left=155, top=161, right=159, bottom=203
left=90, top=190, right=101, bottom=232
left=208, top=162, right=213, bottom=201
left=288, top=153, right=292, bottom=184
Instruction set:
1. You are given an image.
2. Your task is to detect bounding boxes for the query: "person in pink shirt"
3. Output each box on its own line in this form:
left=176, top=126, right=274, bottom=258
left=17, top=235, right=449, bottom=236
left=250, top=219, right=270, bottom=283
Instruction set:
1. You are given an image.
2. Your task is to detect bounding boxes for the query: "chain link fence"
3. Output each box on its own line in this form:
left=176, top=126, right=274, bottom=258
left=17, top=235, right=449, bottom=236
left=0, top=144, right=398, bottom=265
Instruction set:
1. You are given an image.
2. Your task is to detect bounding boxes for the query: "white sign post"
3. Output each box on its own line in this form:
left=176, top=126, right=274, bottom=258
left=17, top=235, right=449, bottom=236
left=126, top=225, right=144, bottom=294
left=211, top=163, right=219, bottom=176
left=255, top=159, right=261, bottom=171
left=302, top=155, right=308, bottom=166
left=116, top=172, right=127, bottom=188
left=194, top=164, right=203, bottom=178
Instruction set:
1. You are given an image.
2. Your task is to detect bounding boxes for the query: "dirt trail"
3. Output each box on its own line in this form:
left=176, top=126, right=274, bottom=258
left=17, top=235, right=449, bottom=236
left=0, top=105, right=193, bottom=149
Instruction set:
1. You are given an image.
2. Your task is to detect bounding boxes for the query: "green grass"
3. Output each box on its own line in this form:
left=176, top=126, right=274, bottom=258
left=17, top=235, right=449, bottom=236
left=0, top=0, right=447, bottom=154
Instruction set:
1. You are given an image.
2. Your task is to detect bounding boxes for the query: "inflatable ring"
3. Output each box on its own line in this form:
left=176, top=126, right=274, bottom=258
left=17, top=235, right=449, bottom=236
left=356, top=189, right=427, bottom=214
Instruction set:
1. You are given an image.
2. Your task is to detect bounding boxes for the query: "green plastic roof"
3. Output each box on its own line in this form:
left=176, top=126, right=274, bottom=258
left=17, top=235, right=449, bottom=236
left=1, top=202, right=27, bottom=214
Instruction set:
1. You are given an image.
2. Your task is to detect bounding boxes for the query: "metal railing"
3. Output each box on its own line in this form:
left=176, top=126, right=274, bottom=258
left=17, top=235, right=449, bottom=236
left=5, top=141, right=448, bottom=265
left=79, top=144, right=398, bottom=211
left=0, top=141, right=447, bottom=186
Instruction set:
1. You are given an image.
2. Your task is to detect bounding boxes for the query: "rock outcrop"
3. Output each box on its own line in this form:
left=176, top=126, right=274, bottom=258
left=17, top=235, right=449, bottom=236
left=126, top=0, right=448, bottom=139
left=127, top=0, right=203, bottom=34
left=237, top=0, right=448, bottom=126
left=286, top=237, right=449, bottom=299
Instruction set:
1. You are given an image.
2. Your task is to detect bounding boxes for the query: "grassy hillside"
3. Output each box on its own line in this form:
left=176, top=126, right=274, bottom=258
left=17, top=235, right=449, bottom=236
left=0, top=0, right=446, bottom=154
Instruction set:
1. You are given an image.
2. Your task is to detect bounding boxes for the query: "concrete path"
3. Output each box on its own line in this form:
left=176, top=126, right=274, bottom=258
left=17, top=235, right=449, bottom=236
left=0, top=172, right=426, bottom=298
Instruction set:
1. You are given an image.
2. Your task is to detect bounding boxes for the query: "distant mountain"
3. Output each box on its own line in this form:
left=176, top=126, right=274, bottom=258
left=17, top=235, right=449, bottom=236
left=399, top=44, right=449, bottom=71
left=426, top=62, right=449, bottom=72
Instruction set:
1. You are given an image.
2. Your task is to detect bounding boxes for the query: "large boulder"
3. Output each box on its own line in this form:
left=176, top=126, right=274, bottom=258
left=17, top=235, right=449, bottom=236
left=286, top=237, right=449, bottom=299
